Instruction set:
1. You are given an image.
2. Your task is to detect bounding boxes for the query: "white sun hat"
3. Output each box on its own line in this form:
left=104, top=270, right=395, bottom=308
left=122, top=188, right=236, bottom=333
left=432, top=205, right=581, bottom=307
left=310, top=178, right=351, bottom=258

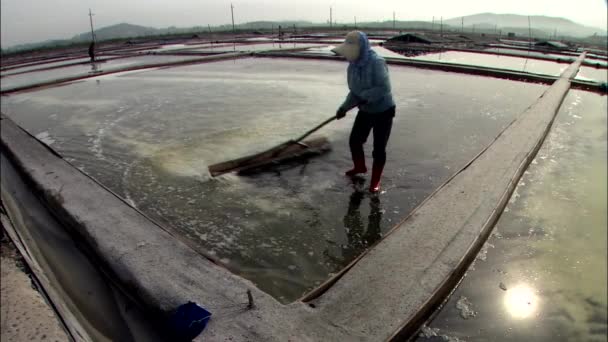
left=332, top=31, right=361, bottom=62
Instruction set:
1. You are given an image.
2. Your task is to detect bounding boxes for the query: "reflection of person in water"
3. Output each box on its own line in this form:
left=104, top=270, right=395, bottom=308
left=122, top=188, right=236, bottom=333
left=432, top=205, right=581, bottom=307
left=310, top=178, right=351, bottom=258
left=90, top=62, right=99, bottom=73
left=325, top=190, right=383, bottom=267
left=88, top=41, right=100, bottom=73
left=88, top=41, right=95, bottom=62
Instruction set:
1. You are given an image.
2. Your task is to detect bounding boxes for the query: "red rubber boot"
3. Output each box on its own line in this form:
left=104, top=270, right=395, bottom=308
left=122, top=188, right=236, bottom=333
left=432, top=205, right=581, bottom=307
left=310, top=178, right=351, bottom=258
left=369, top=161, right=384, bottom=193
left=345, top=156, right=367, bottom=176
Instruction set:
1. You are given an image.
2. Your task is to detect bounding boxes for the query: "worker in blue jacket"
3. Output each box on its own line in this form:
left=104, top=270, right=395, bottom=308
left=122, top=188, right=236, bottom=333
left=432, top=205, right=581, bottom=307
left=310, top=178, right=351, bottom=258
left=333, top=31, right=396, bottom=193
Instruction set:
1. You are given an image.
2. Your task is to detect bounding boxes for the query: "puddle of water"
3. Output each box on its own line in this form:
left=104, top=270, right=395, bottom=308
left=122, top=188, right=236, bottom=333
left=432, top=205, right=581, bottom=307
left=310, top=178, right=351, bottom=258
left=0, top=55, right=205, bottom=91
left=575, top=66, right=608, bottom=83
left=585, top=59, right=608, bottom=68
left=1, top=64, right=95, bottom=90
left=1, top=57, right=97, bottom=76
left=411, top=51, right=567, bottom=76
left=417, top=90, right=607, bottom=341
left=484, top=48, right=578, bottom=61
left=188, top=43, right=322, bottom=53
left=0, top=57, right=548, bottom=302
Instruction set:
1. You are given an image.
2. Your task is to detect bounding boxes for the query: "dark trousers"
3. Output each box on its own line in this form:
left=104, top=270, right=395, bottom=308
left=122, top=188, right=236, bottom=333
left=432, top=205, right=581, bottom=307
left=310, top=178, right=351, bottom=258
left=349, top=106, right=395, bottom=165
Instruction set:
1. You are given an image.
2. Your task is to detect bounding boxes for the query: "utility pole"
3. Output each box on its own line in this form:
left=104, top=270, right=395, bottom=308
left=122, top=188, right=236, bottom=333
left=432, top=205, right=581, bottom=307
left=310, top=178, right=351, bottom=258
left=432, top=16, right=435, bottom=31
left=440, top=16, right=443, bottom=37
left=461, top=17, right=464, bottom=33
left=330, top=7, right=333, bottom=29
left=354, top=16, right=357, bottom=29
left=528, top=16, right=532, bottom=48
left=230, top=3, right=236, bottom=51
left=231, top=3, right=235, bottom=35
left=88, top=8, right=96, bottom=43
left=393, top=11, right=396, bottom=30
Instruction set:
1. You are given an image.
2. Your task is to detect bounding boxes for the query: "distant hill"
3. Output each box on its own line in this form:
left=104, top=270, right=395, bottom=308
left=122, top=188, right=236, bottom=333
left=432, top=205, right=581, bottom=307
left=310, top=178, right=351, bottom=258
left=70, top=21, right=321, bottom=41
left=2, top=21, right=317, bottom=52
left=4, top=13, right=607, bottom=53
left=355, top=20, right=434, bottom=30
left=225, top=20, right=314, bottom=30
left=72, top=23, right=159, bottom=41
left=444, top=13, right=606, bottom=38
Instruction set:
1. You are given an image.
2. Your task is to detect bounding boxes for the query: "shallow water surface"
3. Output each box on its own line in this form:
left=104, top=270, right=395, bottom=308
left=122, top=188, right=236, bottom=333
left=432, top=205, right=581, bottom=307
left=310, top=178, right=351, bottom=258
left=412, top=51, right=567, bottom=76
left=416, top=90, right=607, bottom=341
left=0, top=55, right=206, bottom=91
left=483, top=48, right=578, bottom=62
left=188, top=42, right=322, bottom=53
left=1, top=57, right=105, bottom=76
left=576, top=66, right=608, bottom=83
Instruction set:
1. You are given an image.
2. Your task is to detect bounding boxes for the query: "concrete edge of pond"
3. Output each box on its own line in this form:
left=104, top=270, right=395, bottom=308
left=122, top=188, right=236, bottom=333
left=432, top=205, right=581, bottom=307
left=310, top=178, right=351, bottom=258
left=0, top=53, right=585, bottom=341
left=1, top=154, right=170, bottom=341
left=0, top=52, right=251, bottom=95
left=306, top=53, right=586, bottom=340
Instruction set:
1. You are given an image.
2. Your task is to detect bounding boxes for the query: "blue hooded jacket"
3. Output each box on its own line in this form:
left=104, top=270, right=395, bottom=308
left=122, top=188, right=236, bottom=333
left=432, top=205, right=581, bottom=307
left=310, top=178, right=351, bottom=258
left=340, top=32, right=395, bottom=114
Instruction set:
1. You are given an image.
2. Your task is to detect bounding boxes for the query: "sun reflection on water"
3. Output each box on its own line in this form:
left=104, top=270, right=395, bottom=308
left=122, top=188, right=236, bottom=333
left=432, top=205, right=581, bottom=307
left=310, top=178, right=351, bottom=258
left=504, top=283, right=540, bottom=319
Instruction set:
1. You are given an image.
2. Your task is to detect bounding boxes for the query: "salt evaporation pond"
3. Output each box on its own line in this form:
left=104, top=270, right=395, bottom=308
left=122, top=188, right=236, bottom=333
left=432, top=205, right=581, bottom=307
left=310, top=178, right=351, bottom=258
left=1, top=57, right=111, bottom=76
left=0, top=57, right=548, bottom=302
left=0, top=55, right=205, bottom=91
left=187, top=42, right=323, bottom=53
left=576, top=66, right=608, bottom=83
left=411, top=51, right=567, bottom=76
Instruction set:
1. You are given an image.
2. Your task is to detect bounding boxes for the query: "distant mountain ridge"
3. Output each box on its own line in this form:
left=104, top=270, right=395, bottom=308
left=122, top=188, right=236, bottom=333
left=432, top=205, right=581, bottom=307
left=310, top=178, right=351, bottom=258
left=72, top=23, right=159, bottom=41
left=444, top=13, right=605, bottom=37
left=4, top=12, right=606, bottom=52
left=71, top=21, right=318, bottom=42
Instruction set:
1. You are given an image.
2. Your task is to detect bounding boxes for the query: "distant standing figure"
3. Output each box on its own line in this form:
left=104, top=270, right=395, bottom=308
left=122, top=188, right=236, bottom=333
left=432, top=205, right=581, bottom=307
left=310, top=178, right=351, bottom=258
left=88, top=41, right=95, bottom=62
left=332, top=31, right=396, bottom=193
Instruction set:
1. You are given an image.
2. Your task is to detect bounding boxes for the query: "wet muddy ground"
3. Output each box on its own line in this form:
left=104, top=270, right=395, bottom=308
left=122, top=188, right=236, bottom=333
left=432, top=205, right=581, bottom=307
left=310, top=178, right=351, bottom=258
left=0, top=233, right=69, bottom=342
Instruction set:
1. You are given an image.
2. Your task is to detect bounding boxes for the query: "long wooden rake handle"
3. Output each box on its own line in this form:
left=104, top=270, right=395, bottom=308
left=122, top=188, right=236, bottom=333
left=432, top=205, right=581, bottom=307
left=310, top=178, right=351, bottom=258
left=292, top=116, right=337, bottom=143
left=272, top=116, right=336, bottom=157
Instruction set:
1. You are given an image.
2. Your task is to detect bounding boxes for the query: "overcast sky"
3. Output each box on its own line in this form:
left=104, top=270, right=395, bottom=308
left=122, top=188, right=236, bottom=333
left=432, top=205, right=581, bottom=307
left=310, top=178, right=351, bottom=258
left=1, top=0, right=607, bottom=47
